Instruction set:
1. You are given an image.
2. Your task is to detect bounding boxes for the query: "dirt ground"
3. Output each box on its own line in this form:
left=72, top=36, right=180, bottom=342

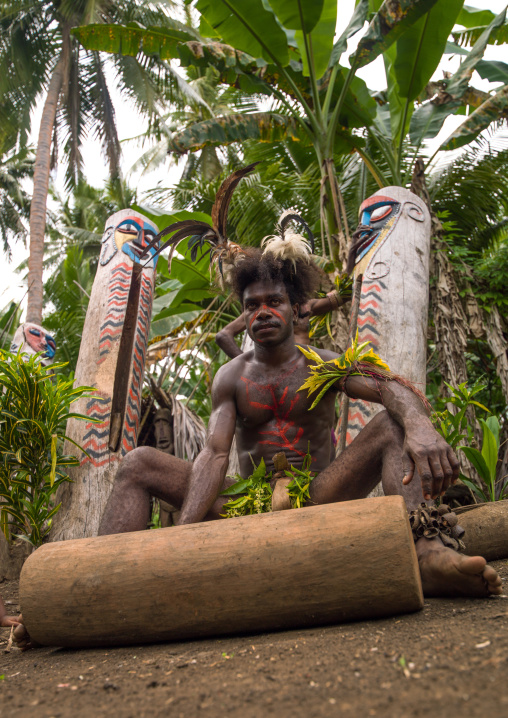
left=1, top=562, right=508, bottom=718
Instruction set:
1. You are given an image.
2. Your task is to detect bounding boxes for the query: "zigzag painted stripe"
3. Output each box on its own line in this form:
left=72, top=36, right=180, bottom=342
left=345, top=272, right=386, bottom=447
left=120, top=272, right=153, bottom=457
left=96, top=262, right=133, bottom=363
left=357, top=317, right=380, bottom=335
left=81, top=396, right=112, bottom=467
left=108, top=286, right=130, bottom=297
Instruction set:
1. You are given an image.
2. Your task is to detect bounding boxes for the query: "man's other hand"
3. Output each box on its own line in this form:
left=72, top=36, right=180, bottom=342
left=402, top=424, right=460, bottom=500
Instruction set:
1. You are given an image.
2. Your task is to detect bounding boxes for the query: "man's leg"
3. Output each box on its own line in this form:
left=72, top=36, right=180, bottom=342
left=310, top=411, right=502, bottom=597
left=98, top=446, right=228, bottom=535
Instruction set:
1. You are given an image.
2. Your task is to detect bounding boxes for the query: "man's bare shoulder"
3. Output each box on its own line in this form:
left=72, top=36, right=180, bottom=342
left=212, top=352, right=250, bottom=394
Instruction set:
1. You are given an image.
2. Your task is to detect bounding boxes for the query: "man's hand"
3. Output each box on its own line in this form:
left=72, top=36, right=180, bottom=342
left=401, top=425, right=460, bottom=500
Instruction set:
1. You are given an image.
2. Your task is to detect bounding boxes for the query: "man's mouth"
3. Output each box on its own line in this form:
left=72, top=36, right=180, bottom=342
left=255, top=323, right=279, bottom=333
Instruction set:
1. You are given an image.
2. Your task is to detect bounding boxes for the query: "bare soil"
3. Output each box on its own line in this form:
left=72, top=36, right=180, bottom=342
left=2, top=562, right=508, bottom=718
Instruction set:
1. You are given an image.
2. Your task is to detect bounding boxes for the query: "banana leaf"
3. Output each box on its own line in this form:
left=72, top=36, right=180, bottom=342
left=440, top=84, right=508, bottom=150
left=351, top=0, right=441, bottom=69
left=269, top=0, right=324, bottom=33
left=72, top=21, right=198, bottom=59
left=294, top=0, right=337, bottom=79
left=195, top=0, right=290, bottom=65
left=329, top=0, right=369, bottom=67
left=409, top=7, right=506, bottom=144
left=168, top=113, right=303, bottom=155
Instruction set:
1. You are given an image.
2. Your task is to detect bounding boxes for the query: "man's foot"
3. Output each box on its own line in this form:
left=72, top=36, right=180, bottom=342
left=416, top=538, right=503, bottom=597
left=12, top=615, right=39, bottom=651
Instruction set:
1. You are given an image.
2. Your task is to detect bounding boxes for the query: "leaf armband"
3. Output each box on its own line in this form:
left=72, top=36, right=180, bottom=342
left=297, top=332, right=430, bottom=411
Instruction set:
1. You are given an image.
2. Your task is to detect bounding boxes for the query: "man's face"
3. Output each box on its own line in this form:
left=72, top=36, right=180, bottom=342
left=243, top=280, right=297, bottom=347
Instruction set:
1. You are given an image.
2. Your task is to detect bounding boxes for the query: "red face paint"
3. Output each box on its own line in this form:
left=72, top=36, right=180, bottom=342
left=248, top=304, right=287, bottom=328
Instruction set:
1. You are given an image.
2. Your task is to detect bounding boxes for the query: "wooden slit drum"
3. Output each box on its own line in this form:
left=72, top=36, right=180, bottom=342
left=20, top=496, right=423, bottom=648
left=460, top=501, right=508, bottom=561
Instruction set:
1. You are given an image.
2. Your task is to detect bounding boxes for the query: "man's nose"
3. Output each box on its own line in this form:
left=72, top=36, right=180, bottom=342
left=257, top=304, right=271, bottom=318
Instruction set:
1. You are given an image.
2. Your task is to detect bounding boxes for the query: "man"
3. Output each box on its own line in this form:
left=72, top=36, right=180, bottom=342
left=215, top=290, right=348, bottom=359
left=99, top=250, right=502, bottom=598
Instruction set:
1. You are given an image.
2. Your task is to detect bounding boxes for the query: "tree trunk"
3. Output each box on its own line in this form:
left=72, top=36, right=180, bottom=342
left=410, top=159, right=470, bottom=390
left=26, top=54, right=66, bottom=324
left=485, top=306, right=508, bottom=405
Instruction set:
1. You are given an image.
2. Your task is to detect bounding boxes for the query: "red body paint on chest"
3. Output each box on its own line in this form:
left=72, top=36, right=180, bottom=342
left=241, top=374, right=305, bottom=457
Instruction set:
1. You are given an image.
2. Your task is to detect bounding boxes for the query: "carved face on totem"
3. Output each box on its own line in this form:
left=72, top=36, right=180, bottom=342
left=353, top=195, right=401, bottom=267
left=100, top=214, right=159, bottom=269
left=243, top=280, right=297, bottom=347
left=10, top=323, right=56, bottom=365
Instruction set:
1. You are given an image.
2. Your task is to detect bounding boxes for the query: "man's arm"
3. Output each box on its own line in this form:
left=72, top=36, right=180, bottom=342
left=178, top=366, right=237, bottom=524
left=215, top=314, right=247, bottom=359
left=344, top=375, right=460, bottom=500
left=308, top=293, right=348, bottom=317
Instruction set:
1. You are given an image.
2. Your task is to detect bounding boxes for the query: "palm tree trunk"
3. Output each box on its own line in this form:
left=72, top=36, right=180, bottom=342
left=26, top=55, right=66, bottom=324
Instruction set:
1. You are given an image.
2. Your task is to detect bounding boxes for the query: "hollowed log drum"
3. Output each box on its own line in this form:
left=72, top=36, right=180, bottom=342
left=20, top=496, right=423, bottom=648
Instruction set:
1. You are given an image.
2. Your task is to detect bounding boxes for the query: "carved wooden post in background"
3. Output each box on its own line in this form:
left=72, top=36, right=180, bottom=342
left=339, top=187, right=431, bottom=472
left=10, top=323, right=56, bottom=365
left=51, top=209, right=159, bottom=541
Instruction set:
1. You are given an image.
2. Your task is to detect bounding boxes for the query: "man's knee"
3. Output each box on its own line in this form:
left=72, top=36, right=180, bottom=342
left=116, top=446, right=155, bottom=484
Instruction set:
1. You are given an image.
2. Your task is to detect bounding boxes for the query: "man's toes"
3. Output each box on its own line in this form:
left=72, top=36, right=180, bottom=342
left=488, top=584, right=503, bottom=595
left=460, top=554, right=486, bottom=575
left=483, top=565, right=501, bottom=584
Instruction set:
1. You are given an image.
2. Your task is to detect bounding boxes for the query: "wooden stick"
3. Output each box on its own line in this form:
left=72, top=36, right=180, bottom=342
left=336, top=273, right=363, bottom=454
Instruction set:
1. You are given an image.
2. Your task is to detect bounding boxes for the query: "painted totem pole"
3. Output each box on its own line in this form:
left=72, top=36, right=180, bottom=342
left=340, top=187, right=431, bottom=450
left=10, top=323, right=56, bottom=365
left=51, top=209, right=159, bottom=541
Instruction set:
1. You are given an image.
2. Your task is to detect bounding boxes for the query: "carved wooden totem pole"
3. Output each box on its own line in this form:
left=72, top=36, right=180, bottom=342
left=340, top=187, right=431, bottom=451
left=51, top=209, right=159, bottom=541
left=10, top=323, right=56, bottom=365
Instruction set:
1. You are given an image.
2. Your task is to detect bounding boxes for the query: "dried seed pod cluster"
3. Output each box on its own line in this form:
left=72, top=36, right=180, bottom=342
left=409, top=503, right=466, bottom=551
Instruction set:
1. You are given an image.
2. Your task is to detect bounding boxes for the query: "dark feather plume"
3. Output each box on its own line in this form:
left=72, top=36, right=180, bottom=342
left=140, top=220, right=212, bottom=262
left=211, top=162, right=260, bottom=241
left=279, top=212, right=315, bottom=253
left=141, top=164, right=259, bottom=271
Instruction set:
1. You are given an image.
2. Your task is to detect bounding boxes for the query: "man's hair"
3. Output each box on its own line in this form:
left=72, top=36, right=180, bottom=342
left=231, top=248, right=322, bottom=305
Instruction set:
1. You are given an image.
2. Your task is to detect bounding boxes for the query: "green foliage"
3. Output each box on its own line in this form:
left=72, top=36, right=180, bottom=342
left=221, top=457, right=273, bottom=517
left=298, top=332, right=391, bottom=410
left=285, top=451, right=315, bottom=508
left=0, top=350, right=93, bottom=546
left=460, top=416, right=507, bottom=502
left=431, top=380, right=489, bottom=451
left=0, top=299, right=23, bottom=351
left=43, top=245, right=92, bottom=373
left=221, top=452, right=317, bottom=515
left=431, top=381, right=507, bottom=503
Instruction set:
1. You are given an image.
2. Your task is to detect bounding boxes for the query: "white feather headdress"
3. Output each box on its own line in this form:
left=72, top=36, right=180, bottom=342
left=261, top=210, right=314, bottom=268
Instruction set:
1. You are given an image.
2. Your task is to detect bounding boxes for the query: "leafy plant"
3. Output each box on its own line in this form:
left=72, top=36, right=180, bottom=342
left=431, top=380, right=489, bottom=450
left=285, top=451, right=316, bottom=508
left=220, top=457, right=273, bottom=517
left=0, top=350, right=94, bottom=546
left=459, top=417, right=508, bottom=503
left=220, top=451, right=317, bottom=515
left=431, top=380, right=507, bottom=503
left=298, top=331, right=391, bottom=410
